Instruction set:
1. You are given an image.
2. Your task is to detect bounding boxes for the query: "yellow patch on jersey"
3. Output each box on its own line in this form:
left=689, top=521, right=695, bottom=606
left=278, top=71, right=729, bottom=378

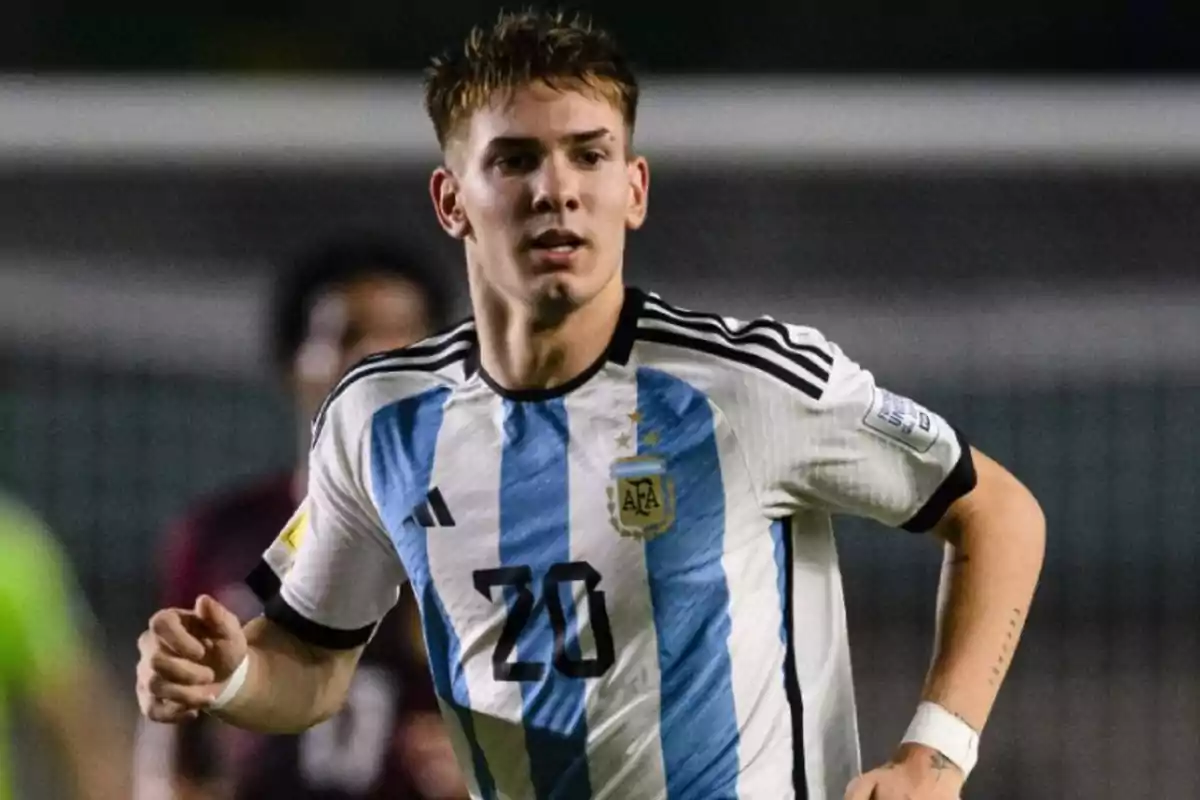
left=278, top=505, right=310, bottom=551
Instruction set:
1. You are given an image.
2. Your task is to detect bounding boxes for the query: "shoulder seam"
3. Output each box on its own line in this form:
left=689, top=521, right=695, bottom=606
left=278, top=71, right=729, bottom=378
left=637, top=305, right=830, bottom=400
left=310, top=321, right=474, bottom=447
left=636, top=324, right=824, bottom=400
left=643, top=295, right=834, bottom=367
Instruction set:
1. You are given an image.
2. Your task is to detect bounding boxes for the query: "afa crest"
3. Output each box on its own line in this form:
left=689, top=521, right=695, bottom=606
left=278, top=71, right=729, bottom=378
left=606, top=455, right=676, bottom=541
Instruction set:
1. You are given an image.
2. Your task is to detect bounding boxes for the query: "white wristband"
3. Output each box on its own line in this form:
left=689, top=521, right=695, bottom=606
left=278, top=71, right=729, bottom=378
left=901, top=701, right=980, bottom=779
left=207, top=655, right=250, bottom=711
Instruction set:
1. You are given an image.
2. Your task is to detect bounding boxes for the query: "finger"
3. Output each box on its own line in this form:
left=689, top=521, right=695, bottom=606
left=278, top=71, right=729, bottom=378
left=146, top=700, right=202, bottom=724
left=137, top=655, right=169, bottom=697
left=179, top=613, right=220, bottom=646
left=138, top=626, right=192, bottom=658
left=148, top=610, right=206, bottom=660
left=137, top=682, right=195, bottom=721
left=194, top=595, right=242, bottom=640
left=159, top=700, right=201, bottom=722
left=148, top=651, right=216, bottom=686
left=147, top=678, right=217, bottom=709
left=136, top=657, right=155, bottom=691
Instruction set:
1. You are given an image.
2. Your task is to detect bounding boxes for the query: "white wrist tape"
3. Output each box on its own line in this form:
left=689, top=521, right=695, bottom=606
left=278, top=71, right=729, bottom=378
left=208, top=655, right=250, bottom=711
left=901, top=701, right=980, bottom=779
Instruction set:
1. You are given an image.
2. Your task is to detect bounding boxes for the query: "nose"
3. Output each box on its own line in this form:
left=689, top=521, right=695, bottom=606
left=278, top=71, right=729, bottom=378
left=531, top=153, right=581, bottom=214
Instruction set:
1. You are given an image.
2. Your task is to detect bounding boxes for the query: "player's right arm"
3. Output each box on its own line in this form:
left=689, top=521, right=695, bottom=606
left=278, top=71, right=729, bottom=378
left=136, top=599, right=364, bottom=733
left=136, top=513, right=224, bottom=800
left=136, top=384, right=408, bottom=734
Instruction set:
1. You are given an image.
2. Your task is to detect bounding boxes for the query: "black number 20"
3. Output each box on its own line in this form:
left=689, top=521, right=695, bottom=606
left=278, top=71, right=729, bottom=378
left=472, top=561, right=615, bottom=682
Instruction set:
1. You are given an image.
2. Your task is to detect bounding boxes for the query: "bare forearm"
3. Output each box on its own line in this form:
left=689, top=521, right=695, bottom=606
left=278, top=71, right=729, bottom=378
left=923, top=463, right=1045, bottom=732
left=208, top=617, right=358, bottom=734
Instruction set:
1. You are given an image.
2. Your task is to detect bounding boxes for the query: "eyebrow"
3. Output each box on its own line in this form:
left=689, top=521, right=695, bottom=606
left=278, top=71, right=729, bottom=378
left=485, top=127, right=614, bottom=150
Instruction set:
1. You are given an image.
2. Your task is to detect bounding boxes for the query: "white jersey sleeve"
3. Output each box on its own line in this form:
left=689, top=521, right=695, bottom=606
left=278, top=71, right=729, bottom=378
left=249, top=393, right=406, bottom=649
left=745, top=325, right=976, bottom=531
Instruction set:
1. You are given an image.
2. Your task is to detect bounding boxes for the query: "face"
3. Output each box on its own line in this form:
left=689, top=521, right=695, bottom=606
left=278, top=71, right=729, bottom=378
left=431, top=82, right=649, bottom=316
left=292, top=275, right=431, bottom=420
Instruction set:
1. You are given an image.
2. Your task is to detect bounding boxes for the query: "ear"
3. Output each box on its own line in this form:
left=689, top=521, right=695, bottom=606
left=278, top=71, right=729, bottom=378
left=430, top=166, right=471, bottom=240
left=624, top=155, right=650, bottom=231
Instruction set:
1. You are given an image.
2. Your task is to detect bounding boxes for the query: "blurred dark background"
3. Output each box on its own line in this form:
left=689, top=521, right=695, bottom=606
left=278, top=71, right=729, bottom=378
left=1, top=1, right=1199, bottom=73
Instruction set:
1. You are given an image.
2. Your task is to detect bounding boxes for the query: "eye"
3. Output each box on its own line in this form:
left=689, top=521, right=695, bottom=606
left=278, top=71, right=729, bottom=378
left=495, top=153, right=538, bottom=173
left=576, top=150, right=607, bottom=167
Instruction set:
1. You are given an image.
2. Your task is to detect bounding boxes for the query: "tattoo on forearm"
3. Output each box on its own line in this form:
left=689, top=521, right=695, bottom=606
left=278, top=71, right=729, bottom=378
left=991, top=607, right=1025, bottom=687
left=930, top=751, right=953, bottom=782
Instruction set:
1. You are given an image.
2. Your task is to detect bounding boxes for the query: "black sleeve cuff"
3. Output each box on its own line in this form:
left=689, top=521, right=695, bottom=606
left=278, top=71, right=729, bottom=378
left=244, top=559, right=375, bottom=650
left=263, top=596, right=376, bottom=650
left=245, top=559, right=281, bottom=604
left=901, top=427, right=978, bottom=533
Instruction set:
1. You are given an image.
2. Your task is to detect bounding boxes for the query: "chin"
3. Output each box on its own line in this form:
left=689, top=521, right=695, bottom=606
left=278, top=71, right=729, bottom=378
left=528, top=277, right=582, bottom=330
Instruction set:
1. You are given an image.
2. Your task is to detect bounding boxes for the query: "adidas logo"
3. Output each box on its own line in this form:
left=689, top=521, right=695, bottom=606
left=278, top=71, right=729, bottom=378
left=405, top=487, right=456, bottom=527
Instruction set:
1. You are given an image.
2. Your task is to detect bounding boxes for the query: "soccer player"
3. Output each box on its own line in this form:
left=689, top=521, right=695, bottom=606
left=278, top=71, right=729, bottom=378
left=133, top=238, right=468, bottom=799
left=135, top=11, right=1046, bottom=800
left=0, top=492, right=133, bottom=800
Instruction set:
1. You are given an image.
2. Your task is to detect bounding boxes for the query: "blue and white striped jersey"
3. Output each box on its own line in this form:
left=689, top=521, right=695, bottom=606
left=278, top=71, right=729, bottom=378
left=249, top=287, right=976, bottom=800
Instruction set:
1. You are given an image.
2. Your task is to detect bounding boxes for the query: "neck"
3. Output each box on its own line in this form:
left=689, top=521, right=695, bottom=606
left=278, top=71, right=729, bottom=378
left=470, top=273, right=626, bottom=393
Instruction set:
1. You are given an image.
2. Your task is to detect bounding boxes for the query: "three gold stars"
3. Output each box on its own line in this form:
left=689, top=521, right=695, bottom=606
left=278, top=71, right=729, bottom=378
left=615, top=410, right=660, bottom=449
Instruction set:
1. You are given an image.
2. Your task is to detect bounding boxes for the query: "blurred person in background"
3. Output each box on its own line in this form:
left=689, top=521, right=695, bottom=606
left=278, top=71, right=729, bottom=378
left=134, top=236, right=468, bottom=800
left=0, top=491, right=133, bottom=800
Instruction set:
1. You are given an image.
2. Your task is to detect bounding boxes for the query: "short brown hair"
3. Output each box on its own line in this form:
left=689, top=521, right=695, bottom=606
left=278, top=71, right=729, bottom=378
left=423, top=9, right=639, bottom=150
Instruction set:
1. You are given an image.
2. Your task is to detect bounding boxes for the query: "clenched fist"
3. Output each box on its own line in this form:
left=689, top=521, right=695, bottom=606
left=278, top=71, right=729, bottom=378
left=136, top=594, right=247, bottom=723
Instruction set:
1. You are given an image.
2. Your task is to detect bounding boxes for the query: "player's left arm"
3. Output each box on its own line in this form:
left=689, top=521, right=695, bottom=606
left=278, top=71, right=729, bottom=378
left=844, top=446, right=1044, bottom=800
left=853, top=446, right=1044, bottom=799
left=735, top=323, right=1044, bottom=798
left=924, top=445, right=1045, bottom=743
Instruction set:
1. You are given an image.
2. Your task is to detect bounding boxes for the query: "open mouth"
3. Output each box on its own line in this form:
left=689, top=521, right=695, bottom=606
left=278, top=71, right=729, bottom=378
left=528, top=229, right=586, bottom=253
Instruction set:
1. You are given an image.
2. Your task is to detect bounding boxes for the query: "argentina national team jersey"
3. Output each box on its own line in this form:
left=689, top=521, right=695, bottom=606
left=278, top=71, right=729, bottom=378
left=249, top=287, right=977, bottom=800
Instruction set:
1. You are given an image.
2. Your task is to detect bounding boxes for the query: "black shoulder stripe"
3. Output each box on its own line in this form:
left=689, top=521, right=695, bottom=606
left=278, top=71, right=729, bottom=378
left=641, top=306, right=831, bottom=385
left=644, top=297, right=834, bottom=367
left=346, top=320, right=475, bottom=373
left=638, top=325, right=824, bottom=400
left=310, top=337, right=472, bottom=447
left=643, top=307, right=830, bottom=388
left=335, top=321, right=476, bottom=392
left=310, top=321, right=473, bottom=433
